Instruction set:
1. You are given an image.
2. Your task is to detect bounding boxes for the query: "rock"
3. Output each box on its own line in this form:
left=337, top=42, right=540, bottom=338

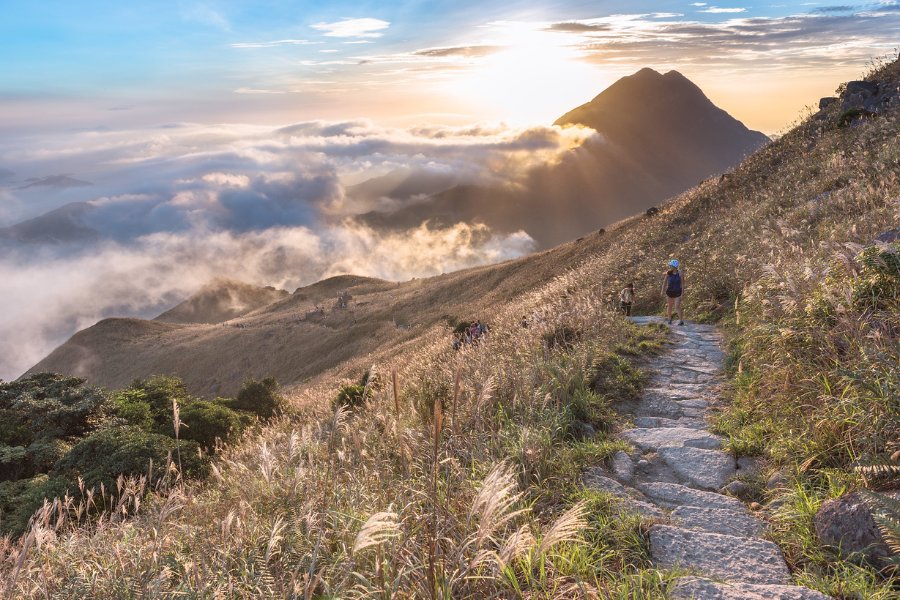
left=671, top=505, right=764, bottom=537
left=814, top=492, right=892, bottom=566
left=583, top=469, right=666, bottom=518
left=639, top=482, right=745, bottom=511
left=650, top=525, right=791, bottom=585
left=633, top=416, right=706, bottom=429
left=571, top=420, right=596, bottom=440
left=750, top=502, right=763, bottom=511
left=611, top=451, right=634, bottom=482
left=737, top=456, right=763, bottom=475
left=877, top=228, right=900, bottom=244
left=669, top=576, right=831, bottom=600
left=722, top=480, right=753, bottom=500
left=818, top=97, right=838, bottom=110
left=621, top=427, right=721, bottom=451
left=766, top=469, right=790, bottom=491
left=844, top=80, right=879, bottom=97
left=892, top=448, right=900, bottom=462
left=658, top=446, right=736, bottom=490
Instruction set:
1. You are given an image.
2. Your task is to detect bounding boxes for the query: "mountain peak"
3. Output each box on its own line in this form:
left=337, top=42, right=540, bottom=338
left=553, top=68, right=768, bottom=155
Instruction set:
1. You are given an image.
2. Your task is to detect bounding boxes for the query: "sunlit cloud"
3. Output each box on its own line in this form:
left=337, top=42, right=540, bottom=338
left=231, top=39, right=318, bottom=49
left=312, top=18, right=390, bottom=38
left=700, top=7, right=748, bottom=13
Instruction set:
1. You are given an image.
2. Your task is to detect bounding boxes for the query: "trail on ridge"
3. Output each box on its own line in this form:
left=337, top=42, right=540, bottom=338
left=586, top=317, right=830, bottom=599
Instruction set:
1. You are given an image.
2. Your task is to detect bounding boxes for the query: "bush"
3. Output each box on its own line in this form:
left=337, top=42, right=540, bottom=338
left=112, top=375, right=193, bottom=434
left=56, top=426, right=207, bottom=490
left=0, top=373, right=108, bottom=442
left=0, top=474, right=71, bottom=537
left=179, top=400, right=244, bottom=450
left=232, top=377, right=284, bottom=420
left=334, top=384, right=369, bottom=411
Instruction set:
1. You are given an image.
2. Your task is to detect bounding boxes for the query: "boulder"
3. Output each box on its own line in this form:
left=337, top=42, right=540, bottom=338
left=844, top=81, right=879, bottom=97
left=818, top=97, right=838, bottom=110
left=814, top=492, right=893, bottom=566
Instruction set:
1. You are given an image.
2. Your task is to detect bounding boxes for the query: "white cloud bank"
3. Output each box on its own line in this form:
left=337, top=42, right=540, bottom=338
left=0, top=119, right=593, bottom=379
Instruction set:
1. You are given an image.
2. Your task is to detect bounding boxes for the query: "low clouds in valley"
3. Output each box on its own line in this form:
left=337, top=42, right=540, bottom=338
left=0, top=120, right=590, bottom=379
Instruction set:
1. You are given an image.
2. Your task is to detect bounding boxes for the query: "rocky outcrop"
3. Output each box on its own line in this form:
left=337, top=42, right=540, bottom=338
left=814, top=492, right=894, bottom=566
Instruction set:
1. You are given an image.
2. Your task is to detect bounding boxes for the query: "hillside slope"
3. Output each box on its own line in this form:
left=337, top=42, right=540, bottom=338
left=4, top=59, right=899, bottom=597
left=154, top=279, right=290, bottom=325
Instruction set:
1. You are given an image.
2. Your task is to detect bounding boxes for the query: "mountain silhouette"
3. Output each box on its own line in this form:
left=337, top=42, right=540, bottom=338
left=360, top=68, right=769, bottom=247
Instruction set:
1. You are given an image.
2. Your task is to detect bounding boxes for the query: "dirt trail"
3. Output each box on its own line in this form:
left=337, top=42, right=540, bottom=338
left=586, top=317, right=830, bottom=599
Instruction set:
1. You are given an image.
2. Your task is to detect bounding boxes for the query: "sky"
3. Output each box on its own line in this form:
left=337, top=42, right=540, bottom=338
left=1, top=1, right=898, bottom=380
left=2, top=1, right=899, bottom=134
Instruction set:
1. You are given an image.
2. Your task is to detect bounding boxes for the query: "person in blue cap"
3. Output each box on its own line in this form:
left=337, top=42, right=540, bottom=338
left=662, top=259, right=685, bottom=325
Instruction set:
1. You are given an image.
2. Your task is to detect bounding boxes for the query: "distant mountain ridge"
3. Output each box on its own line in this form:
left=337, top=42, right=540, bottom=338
left=358, top=68, right=769, bottom=247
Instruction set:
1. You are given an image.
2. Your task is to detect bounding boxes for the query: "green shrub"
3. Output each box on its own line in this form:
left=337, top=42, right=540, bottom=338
left=334, top=384, right=369, bottom=411
left=179, top=400, right=244, bottom=450
left=112, top=375, right=193, bottom=434
left=56, top=426, right=207, bottom=490
left=0, top=474, right=71, bottom=537
left=232, top=377, right=284, bottom=420
left=0, top=373, right=108, bottom=442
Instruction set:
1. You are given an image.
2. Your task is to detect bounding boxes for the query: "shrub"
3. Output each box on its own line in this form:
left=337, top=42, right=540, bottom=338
left=112, top=375, right=193, bottom=434
left=334, top=384, right=369, bottom=411
left=179, top=400, right=244, bottom=450
left=0, top=373, right=108, bottom=442
left=56, top=426, right=207, bottom=490
left=232, top=377, right=284, bottom=420
left=0, top=474, right=71, bottom=537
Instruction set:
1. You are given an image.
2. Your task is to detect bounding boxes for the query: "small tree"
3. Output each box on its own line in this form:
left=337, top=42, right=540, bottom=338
left=232, top=377, right=285, bottom=420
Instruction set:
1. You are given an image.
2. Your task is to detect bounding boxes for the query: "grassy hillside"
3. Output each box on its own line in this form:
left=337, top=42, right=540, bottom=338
left=2, top=57, right=898, bottom=597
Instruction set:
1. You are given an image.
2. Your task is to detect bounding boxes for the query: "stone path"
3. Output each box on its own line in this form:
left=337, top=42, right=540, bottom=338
left=585, top=317, right=830, bottom=599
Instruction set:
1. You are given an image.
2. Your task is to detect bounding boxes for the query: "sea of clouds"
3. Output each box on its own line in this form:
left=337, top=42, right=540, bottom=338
left=0, top=119, right=594, bottom=379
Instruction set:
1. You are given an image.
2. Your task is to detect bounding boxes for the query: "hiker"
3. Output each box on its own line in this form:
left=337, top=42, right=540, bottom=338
left=521, top=315, right=528, bottom=328
left=662, top=259, right=685, bottom=325
left=619, top=282, right=635, bottom=316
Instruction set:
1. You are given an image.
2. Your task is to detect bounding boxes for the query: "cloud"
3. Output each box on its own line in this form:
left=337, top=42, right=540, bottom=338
left=547, top=10, right=900, bottom=71
left=312, top=18, right=390, bottom=38
left=700, top=7, right=748, bottom=13
left=812, top=5, right=856, bottom=12
left=16, top=175, right=92, bottom=191
left=414, top=45, right=502, bottom=58
left=231, top=39, right=318, bottom=49
left=0, top=119, right=590, bottom=379
left=545, top=22, right=612, bottom=32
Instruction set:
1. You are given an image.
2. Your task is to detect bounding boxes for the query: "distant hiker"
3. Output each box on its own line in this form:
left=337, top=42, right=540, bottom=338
left=521, top=315, right=528, bottom=328
left=619, top=282, right=635, bottom=316
left=662, top=260, right=685, bottom=325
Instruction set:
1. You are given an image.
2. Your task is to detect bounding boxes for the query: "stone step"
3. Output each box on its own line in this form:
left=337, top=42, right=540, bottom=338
left=633, top=416, right=707, bottom=429
left=669, top=577, right=831, bottom=599
left=583, top=469, right=666, bottom=518
left=621, top=427, right=721, bottom=451
left=638, top=482, right=745, bottom=510
left=650, top=525, right=791, bottom=586
left=670, top=506, right=764, bottom=538
left=658, top=446, right=736, bottom=490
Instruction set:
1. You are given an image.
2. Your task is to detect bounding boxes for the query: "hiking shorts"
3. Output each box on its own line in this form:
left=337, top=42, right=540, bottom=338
left=666, top=291, right=682, bottom=299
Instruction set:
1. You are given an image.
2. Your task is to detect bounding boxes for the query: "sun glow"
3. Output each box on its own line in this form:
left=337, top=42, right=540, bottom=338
left=444, top=24, right=613, bottom=125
